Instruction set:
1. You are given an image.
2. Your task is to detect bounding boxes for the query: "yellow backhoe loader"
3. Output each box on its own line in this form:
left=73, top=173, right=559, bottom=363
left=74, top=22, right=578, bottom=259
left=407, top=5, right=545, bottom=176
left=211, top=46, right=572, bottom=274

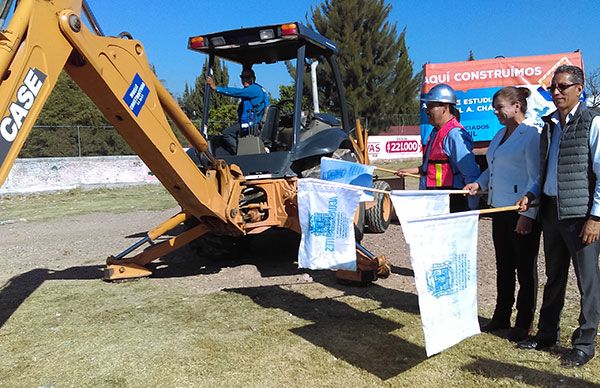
left=0, top=0, right=391, bottom=283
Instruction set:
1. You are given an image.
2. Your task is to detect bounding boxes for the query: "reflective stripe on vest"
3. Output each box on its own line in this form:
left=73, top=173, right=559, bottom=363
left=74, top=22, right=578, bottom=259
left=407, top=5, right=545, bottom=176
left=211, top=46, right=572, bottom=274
left=435, top=163, right=444, bottom=187
left=423, top=117, right=463, bottom=189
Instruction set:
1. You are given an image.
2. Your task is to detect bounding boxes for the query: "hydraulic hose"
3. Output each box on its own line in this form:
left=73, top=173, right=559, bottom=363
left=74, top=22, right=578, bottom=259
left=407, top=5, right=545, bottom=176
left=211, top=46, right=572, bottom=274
left=0, top=0, right=15, bottom=29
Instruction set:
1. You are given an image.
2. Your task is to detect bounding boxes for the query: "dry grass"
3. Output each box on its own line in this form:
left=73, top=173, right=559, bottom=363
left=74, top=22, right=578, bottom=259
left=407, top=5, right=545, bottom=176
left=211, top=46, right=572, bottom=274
left=1, top=277, right=598, bottom=387
left=1, top=164, right=600, bottom=386
left=0, top=185, right=177, bottom=223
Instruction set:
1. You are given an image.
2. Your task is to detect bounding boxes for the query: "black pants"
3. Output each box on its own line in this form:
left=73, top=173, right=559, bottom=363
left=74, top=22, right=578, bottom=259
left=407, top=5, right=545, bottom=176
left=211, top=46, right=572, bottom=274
left=222, top=123, right=241, bottom=155
left=491, top=212, right=541, bottom=329
left=537, top=197, right=600, bottom=356
left=449, top=194, right=469, bottom=213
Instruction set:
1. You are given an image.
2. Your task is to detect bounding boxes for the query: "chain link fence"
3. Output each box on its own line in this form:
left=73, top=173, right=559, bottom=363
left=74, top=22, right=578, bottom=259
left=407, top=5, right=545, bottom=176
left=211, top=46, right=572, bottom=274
left=20, top=122, right=235, bottom=158
left=20, top=116, right=419, bottom=158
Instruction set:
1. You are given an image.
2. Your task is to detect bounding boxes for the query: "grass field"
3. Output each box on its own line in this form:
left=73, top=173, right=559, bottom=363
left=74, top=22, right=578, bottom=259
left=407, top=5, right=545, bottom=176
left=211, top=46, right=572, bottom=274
left=1, top=272, right=597, bottom=387
left=0, top=159, right=417, bottom=224
left=1, top=161, right=599, bottom=386
left=0, top=185, right=177, bottom=223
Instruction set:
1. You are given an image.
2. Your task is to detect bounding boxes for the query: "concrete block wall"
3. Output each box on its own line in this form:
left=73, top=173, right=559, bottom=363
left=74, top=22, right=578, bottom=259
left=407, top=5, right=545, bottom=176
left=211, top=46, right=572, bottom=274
left=0, top=155, right=159, bottom=195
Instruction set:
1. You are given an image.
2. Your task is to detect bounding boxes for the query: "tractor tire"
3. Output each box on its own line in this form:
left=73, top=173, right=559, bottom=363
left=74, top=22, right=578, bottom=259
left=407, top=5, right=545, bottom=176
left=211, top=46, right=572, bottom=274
left=365, top=180, right=392, bottom=233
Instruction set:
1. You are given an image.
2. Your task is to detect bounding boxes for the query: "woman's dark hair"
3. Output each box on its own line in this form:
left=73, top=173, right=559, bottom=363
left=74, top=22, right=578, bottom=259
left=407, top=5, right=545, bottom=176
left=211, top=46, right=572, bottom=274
left=492, top=86, right=531, bottom=114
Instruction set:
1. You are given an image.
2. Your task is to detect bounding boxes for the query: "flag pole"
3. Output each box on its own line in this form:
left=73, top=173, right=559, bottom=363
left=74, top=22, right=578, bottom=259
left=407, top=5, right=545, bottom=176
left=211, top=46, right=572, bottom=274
left=302, top=179, right=391, bottom=194
left=301, top=179, right=471, bottom=196
left=478, top=205, right=520, bottom=215
left=373, top=166, right=420, bottom=179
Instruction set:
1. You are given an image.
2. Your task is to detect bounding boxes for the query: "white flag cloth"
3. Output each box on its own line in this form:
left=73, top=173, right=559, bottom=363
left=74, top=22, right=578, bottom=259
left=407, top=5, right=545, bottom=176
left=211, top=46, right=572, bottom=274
left=320, top=157, right=375, bottom=202
left=405, top=210, right=481, bottom=356
left=297, top=178, right=361, bottom=270
left=389, top=190, right=450, bottom=241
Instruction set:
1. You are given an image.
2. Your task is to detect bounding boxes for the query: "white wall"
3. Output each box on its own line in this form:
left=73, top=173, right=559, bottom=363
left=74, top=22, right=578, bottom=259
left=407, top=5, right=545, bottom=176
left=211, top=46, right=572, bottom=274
left=0, top=156, right=159, bottom=195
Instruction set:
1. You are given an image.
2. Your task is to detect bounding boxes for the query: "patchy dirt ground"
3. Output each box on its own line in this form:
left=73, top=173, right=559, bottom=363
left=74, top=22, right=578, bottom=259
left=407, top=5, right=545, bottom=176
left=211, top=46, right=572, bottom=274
left=1, top=207, right=503, bottom=317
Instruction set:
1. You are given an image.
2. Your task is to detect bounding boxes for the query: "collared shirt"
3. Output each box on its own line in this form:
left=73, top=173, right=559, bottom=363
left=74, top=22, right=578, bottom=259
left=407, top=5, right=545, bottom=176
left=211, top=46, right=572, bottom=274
left=542, top=102, right=600, bottom=216
left=476, top=120, right=540, bottom=219
left=215, top=83, right=269, bottom=126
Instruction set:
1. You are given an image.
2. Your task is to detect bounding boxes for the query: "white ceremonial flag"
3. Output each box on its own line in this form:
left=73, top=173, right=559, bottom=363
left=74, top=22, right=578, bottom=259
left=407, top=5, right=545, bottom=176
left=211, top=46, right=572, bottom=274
left=297, top=178, right=361, bottom=270
left=388, top=190, right=450, bottom=241
left=404, top=210, right=481, bottom=356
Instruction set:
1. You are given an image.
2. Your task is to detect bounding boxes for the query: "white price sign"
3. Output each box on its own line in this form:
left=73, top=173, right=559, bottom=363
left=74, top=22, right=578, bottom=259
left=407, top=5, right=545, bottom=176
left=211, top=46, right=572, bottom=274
left=368, top=135, right=422, bottom=161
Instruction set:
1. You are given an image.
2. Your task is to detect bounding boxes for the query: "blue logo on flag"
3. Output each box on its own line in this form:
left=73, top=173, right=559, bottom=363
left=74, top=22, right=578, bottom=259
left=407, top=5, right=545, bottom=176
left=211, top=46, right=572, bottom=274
left=320, top=157, right=374, bottom=190
left=123, top=73, right=150, bottom=116
left=426, top=253, right=469, bottom=298
left=307, top=196, right=350, bottom=252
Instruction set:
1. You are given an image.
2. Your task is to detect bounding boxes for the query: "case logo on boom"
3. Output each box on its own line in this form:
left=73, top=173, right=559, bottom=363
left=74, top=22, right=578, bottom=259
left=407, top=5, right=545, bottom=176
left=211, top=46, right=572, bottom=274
left=0, top=68, right=47, bottom=142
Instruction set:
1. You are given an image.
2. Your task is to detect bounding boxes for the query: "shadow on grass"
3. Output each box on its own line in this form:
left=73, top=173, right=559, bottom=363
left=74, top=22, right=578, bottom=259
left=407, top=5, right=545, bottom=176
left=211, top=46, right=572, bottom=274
left=463, top=356, right=600, bottom=387
left=0, top=265, right=103, bottom=327
left=150, top=228, right=307, bottom=279
left=228, top=284, right=426, bottom=380
left=391, top=265, right=414, bottom=278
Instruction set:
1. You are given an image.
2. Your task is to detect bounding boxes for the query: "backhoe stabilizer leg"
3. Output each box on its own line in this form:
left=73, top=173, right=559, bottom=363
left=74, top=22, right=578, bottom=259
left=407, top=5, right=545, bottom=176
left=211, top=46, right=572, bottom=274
left=336, top=242, right=390, bottom=285
left=104, top=262, right=153, bottom=281
left=109, top=211, right=191, bottom=261
left=104, top=222, right=211, bottom=281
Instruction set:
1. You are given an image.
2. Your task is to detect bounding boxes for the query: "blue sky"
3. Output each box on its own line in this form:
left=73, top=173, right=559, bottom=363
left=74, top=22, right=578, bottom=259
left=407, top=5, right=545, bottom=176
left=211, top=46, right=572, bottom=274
left=89, top=0, right=600, bottom=98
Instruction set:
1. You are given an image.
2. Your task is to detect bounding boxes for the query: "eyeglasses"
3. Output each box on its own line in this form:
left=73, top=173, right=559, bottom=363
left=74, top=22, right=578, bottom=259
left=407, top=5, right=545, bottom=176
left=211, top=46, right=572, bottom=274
left=549, top=83, right=579, bottom=93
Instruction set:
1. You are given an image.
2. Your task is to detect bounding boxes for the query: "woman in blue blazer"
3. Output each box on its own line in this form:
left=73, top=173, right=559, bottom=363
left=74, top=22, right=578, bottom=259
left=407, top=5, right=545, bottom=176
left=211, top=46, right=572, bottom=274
left=464, top=86, right=542, bottom=341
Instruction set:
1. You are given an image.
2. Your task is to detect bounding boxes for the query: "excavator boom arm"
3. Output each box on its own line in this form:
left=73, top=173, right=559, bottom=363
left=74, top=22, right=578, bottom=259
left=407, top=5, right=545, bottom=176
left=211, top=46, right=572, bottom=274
left=0, top=0, right=240, bottom=226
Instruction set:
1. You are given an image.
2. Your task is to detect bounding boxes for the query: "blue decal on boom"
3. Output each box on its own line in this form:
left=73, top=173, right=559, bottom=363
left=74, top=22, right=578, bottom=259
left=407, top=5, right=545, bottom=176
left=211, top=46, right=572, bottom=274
left=123, top=73, right=150, bottom=116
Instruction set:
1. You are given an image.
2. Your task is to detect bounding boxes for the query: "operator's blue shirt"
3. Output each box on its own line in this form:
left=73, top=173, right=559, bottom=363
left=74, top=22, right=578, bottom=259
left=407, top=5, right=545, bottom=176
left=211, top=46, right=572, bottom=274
left=215, top=83, right=269, bottom=129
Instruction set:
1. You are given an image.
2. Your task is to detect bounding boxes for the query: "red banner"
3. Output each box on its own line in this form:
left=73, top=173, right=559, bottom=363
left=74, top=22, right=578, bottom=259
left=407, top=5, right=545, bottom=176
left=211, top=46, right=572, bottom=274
left=422, top=52, right=584, bottom=93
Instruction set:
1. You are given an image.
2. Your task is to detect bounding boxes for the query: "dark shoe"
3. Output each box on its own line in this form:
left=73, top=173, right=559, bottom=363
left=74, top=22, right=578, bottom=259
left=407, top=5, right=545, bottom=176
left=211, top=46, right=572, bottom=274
left=516, top=335, right=558, bottom=350
left=481, top=320, right=510, bottom=333
left=561, top=349, right=594, bottom=368
left=507, top=327, right=531, bottom=342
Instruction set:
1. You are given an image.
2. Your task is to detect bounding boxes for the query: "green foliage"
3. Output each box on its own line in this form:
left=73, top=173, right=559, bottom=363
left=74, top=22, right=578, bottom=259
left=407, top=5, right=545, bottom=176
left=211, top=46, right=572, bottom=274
left=275, top=84, right=296, bottom=113
left=208, top=103, right=238, bottom=135
left=309, top=0, right=420, bottom=130
left=468, top=50, right=475, bottom=61
left=178, top=57, right=239, bottom=135
left=274, top=83, right=310, bottom=114
left=20, top=72, right=133, bottom=157
left=35, top=72, right=109, bottom=127
left=178, top=58, right=235, bottom=125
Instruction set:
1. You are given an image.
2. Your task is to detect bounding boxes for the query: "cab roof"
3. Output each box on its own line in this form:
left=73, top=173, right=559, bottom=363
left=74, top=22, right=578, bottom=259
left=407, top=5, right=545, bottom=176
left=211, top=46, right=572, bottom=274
left=187, top=22, right=338, bottom=65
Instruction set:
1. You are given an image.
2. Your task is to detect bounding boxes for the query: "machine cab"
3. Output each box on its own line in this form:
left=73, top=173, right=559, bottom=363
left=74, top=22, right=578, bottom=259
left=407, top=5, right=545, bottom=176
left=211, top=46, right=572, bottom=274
left=188, top=22, right=355, bottom=179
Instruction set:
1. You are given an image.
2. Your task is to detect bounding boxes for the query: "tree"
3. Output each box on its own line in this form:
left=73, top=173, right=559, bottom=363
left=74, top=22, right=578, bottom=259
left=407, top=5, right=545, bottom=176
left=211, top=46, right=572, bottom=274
left=309, top=0, right=420, bottom=130
left=21, top=72, right=135, bottom=157
left=178, top=58, right=238, bottom=133
left=587, top=67, right=600, bottom=111
left=468, top=50, right=475, bottom=61
left=36, top=72, right=108, bottom=127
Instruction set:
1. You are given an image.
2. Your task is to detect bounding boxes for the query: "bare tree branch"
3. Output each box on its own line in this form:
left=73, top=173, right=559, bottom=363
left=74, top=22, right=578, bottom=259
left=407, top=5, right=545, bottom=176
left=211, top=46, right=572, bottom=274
left=586, top=67, right=600, bottom=110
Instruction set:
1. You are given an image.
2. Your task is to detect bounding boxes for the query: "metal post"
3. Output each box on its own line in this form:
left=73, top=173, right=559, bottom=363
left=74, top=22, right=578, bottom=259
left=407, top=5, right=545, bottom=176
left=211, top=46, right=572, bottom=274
left=310, top=61, right=319, bottom=113
left=77, top=126, right=81, bottom=157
